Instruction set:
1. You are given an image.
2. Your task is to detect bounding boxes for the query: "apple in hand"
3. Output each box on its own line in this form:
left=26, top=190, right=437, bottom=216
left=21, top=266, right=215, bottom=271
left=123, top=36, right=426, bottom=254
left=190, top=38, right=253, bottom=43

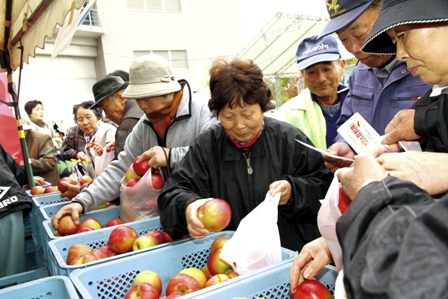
left=79, top=175, right=93, bottom=186
left=44, top=186, right=59, bottom=193
left=205, top=274, right=230, bottom=287
left=125, top=167, right=142, bottom=183
left=207, top=247, right=233, bottom=276
left=197, top=198, right=232, bottom=232
left=146, top=230, right=165, bottom=245
left=133, top=156, right=151, bottom=176
left=293, top=280, right=333, bottom=299
left=57, top=215, right=79, bottom=236
left=108, top=226, right=138, bottom=254
left=133, top=270, right=163, bottom=295
left=165, top=273, right=202, bottom=296
left=78, top=218, right=102, bottom=230
left=132, top=234, right=159, bottom=251
left=66, top=243, right=92, bottom=265
left=104, top=218, right=124, bottom=227
left=179, top=267, right=207, bottom=288
left=124, top=282, right=159, bottom=299
left=210, top=236, right=228, bottom=253
left=30, top=185, right=45, bottom=195
left=57, top=177, right=78, bottom=193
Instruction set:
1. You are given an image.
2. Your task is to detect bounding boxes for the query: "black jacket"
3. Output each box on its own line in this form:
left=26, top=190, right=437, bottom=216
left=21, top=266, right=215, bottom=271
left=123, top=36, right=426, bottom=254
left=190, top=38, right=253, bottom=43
left=158, top=117, right=333, bottom=252
left=414, top=88, right=448, bottom=152
left=0, top=144, right=32, bottom=219
left=337, top=176, right=448, bottom=299
left=114, top=100, right=144, bottom=156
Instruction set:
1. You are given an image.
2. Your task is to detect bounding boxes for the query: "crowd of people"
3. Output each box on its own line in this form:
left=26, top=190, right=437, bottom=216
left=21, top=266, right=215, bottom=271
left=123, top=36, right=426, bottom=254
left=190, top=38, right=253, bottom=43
left=1, top=1, right=447, bottom=298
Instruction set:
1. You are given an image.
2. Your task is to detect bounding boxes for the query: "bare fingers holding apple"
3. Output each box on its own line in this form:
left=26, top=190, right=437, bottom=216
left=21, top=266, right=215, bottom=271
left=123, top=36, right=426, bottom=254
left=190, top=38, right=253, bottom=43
left=185, top=198, right=213, bottom=238
left=52, top=202, right=84, bottom=229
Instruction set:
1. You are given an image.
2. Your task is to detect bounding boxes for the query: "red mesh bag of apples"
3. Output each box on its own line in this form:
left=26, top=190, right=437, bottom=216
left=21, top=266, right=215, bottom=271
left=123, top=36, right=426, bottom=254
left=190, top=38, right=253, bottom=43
left=119, top=156, right=165, bottom=222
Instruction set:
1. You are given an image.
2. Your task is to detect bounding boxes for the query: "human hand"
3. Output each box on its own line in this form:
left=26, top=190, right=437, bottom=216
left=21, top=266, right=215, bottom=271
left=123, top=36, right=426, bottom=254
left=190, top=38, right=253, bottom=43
left=337, top=144, right=388, bottom=199
left=382, top=109, right=423, bottom=152
left=106, top=142, right=115, bottom=153
left=290, top=237, right=333, bottom=295
left=139, top=146, right=170, bottom=169
left=377, top=151, right=448, bottom=196
left=76, top=151, right=86, bottom=161
left=86, top=142, right=104, bottom=155
left=185, top=198, right=213, bottom=239
left=33, top=176, right=45, bottom=186
left=51, top=202, right=84, bottom=229
left=59, top=180, right=81, bottom=199
left=323, top=142, right=355, bottom=173
left=269, top=180, right=291, bottom=205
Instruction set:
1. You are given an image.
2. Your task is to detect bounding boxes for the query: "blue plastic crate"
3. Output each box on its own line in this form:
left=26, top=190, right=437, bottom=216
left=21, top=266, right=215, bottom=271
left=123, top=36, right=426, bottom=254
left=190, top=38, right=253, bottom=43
left=0, top=268, right=48, bottom=289
left=0, top=275, right=79, bottom=299
left=180, top=262, right=338, bottom=299
left=25, top=236, right=44, bottom=271
left=69, top=231, right=297, bottom=299
left=39, top=206, right=121, bottom=266
left=48, top=216, right=166, bottom=276
left=23, top=212, right=32, bottom=237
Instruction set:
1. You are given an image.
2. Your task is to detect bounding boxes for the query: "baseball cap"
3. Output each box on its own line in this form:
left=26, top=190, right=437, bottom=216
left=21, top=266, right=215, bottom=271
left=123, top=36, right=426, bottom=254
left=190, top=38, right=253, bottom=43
left=296, top=35, right=341, bottom=70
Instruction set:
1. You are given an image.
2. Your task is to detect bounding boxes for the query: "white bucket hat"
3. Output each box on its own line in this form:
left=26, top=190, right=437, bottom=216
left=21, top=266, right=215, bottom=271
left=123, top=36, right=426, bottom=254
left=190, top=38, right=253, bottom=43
left=122, top=54, right=181, bottom=99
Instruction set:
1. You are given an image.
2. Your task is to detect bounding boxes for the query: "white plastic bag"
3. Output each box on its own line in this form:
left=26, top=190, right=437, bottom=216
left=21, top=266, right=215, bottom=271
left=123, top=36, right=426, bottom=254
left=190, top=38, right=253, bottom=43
left=91, top=145, right=115, bottom=179
left=220, top=192, right=282, bottom=275
left=317, top=174, right=345, bottom=271
left=119, top=165, right=163, bottom=222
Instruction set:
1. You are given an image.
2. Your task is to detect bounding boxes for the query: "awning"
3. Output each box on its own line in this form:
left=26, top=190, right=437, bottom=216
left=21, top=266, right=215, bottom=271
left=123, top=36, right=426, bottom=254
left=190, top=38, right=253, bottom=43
left=0, top=0, right=85, bottom=72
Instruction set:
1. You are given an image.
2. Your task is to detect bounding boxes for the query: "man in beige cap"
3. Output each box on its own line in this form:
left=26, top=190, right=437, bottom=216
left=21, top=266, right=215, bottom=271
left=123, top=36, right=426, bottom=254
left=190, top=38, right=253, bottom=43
left=51, top=54, right=218, bottom=226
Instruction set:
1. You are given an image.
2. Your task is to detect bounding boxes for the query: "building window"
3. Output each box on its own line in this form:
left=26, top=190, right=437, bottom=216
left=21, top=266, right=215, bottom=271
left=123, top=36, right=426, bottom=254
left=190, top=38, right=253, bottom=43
left=127, top=0, right=181, bottom=12
left=134, top=50, right=188, bottom=70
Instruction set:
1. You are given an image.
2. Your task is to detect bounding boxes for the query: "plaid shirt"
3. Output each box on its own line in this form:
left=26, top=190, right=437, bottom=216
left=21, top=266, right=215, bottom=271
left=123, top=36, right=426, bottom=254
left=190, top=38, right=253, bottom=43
left=60, top=126, right=86, bottom=160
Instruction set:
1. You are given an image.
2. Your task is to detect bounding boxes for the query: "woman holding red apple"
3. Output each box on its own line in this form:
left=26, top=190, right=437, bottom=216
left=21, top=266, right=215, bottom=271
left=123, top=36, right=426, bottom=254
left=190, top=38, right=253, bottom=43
left=158, top=58, right=333, bottom=252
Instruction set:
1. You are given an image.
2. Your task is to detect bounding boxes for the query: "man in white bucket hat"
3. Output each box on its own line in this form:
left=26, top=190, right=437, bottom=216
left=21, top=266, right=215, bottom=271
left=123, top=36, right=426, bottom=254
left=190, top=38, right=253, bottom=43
left=51, top=54, right=218, bottom=226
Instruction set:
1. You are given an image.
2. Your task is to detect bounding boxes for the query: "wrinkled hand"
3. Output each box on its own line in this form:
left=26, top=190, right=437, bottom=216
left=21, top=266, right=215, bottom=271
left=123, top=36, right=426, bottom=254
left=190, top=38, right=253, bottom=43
left=185, top=198, right=213, bottom=239
left=86, top=142, right=104, bottom=156
left=323, top=142, right=355, bottom=173
left=377, top=151, right=448, bottom=196
left=337, top=144, right=388, bottom=199
left=59, top=181, right=81, bottom=199
left=138, top=146, right=170, bottom=169
left=269, top=180, right=291, bottom=205
left=51, top=202, right=84, bottom=229
left=290, top=237, right=333, bottom=295
left=33, top=176, right=45, bottom=186
left=382, top=109, right=423, bottom=152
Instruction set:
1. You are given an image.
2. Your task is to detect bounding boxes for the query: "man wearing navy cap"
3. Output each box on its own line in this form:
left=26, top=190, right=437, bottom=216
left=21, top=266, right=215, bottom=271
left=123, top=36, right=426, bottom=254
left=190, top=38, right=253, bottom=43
left=318, top=0, right=430, bottom=172
left=274, top=35, right=347, bottom=150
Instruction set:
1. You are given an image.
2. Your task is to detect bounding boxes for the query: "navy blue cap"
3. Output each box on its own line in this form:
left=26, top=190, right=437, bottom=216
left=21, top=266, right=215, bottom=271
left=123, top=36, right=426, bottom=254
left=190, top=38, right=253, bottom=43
left=319, top=0, right=374, bottom=38
left=296, top=35, right=341, bottom=70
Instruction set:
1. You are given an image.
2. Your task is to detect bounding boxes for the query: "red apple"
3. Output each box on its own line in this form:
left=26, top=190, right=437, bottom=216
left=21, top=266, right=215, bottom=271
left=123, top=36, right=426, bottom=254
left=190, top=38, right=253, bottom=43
left=66, top=243, right=92, bottom=265
left=338, top=184, right=351, bottom=214
left=76, top=227, right=95, bottom=234
left=79, top=175, right=93, bottom=186
left=151, top=172, right=164, bottom=189
left=207, top=247, right=233, bottom=276
left=70, top=252, right=98, bottom=265
left=197, top=198, right=231, bottom=232
left=179, top=267, right=207, bottom=288
left=165, top=273, right=202, bottom=296
left=133, top=156, right=151, bottom=177
left=57, top=177, right=78, bottom=193
left=90, top=245, right=116, bottom=260
left=201, top=264, right=212, bottom=280
left=124, top=282, right=159, bottom=299
left=210, top=236, right=228, bottom=253
left=104, top=218, right=124, bottom=227
left=133, top=270, right=163, bottom=295
left=108, top=225, right=138, bottom=254
left=125, top=167, right=142, bottom=183
left=78, top=218, right=102, bottom=230
left=126, top=178, right=140, bottom=187
left=205, top=274, right=230, bottom=287
left=44, top=186, right=59, bottom=193
left=293, top=280, right=333, bottom=299
left=57, top=215, right=79, bottom=236
left=163, top=232, right=174, bottom=243
left=132, top=234, right=159, bottom=251
left=146, top=230, right=165, bottom=245
left=30, top=185, right=45, bottom=195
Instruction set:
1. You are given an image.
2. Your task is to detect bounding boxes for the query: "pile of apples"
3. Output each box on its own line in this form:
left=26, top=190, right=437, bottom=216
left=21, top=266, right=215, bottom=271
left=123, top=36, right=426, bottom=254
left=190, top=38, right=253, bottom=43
left=65, top=226, right=169, bottom=266
left=30, top=174, right=93, bottom=196
left=55, top=215, right=124, bottom=236
left=122, top=235, right=239, bottom=299
left=124, top=156, right=164, bottom=189
left=30, top=184, right=59, bottom=195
